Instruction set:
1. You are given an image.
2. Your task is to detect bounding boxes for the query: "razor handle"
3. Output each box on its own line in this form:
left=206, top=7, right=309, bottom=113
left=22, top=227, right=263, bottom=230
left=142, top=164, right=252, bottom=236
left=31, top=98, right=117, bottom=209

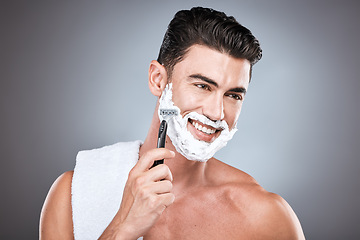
left=152, top=120, right=168, bottom=168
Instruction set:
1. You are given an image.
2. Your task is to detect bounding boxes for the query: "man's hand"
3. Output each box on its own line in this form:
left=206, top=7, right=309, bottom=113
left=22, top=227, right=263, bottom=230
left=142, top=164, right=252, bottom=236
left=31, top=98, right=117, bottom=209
left=99, top=148, right=175, bottom=240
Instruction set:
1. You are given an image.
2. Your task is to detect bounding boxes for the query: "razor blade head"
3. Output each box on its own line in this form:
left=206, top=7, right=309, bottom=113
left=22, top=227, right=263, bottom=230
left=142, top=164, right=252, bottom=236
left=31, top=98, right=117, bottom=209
left=160, top=109, right=179, bottom=117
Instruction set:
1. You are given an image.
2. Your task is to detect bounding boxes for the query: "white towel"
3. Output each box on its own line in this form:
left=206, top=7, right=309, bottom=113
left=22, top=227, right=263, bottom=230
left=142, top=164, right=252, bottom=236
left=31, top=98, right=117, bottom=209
left=72, top=141, right=143, bottom=240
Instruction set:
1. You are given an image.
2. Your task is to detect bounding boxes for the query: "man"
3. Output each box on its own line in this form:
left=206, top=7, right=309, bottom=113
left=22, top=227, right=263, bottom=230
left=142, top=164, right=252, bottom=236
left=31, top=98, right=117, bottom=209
left=40, top=7, right=305, bottom=239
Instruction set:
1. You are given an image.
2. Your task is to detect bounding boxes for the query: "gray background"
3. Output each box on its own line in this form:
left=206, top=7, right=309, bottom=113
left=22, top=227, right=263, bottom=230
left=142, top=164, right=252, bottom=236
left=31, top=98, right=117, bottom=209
left=1, top=0, right=359, bottom=239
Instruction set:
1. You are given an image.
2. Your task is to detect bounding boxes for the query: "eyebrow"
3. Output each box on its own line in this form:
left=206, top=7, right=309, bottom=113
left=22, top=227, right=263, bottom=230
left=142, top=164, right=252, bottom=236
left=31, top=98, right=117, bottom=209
left=189, top=74, right=218, bottom=87
left=189, top=74, right=247, bottom=94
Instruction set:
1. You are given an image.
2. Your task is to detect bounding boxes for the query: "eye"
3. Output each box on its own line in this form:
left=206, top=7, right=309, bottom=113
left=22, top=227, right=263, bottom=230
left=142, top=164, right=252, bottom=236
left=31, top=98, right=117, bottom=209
left=226, top=93, right=243, bottom=101
left=195, top=84, right=211, bottom=91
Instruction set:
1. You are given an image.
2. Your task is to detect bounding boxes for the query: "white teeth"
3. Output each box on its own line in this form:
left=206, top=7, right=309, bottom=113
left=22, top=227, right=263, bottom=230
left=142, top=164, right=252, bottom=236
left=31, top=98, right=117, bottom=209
left=192, top=120, right=216, bottom=135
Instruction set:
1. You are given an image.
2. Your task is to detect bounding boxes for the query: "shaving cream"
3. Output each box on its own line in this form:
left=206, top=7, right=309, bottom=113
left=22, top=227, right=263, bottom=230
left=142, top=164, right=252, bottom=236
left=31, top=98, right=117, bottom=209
left=158, top=83, right=237, bottom=162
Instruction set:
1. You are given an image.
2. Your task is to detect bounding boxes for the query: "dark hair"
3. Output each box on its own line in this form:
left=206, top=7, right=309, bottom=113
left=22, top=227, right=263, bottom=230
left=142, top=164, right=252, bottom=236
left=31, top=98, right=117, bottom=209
left=157, top=7, right=262, bottom=79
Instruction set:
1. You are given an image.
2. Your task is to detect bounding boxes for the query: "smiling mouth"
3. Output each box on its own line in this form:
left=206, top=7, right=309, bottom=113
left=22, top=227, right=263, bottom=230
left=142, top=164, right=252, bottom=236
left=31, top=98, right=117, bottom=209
left=188, top=119, right=221, bottom=135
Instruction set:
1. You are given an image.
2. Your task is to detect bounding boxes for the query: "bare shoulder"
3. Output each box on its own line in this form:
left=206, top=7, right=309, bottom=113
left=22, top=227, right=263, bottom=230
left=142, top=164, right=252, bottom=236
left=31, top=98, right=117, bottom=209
left=39, top=171, right=74, bottom=240
left=207, top=159, right=305, bottom=239
left=248, top=191, right=306, bottom=239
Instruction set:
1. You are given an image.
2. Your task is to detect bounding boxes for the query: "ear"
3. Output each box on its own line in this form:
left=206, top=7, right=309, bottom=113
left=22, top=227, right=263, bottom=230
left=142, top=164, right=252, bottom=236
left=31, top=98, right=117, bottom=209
left=148, top=60, right=168, bottom=97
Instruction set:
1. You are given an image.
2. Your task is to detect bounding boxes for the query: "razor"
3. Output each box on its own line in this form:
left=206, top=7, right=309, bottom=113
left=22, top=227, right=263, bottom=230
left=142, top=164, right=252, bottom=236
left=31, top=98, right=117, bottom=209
left=152, top=108, right=179, bottom=168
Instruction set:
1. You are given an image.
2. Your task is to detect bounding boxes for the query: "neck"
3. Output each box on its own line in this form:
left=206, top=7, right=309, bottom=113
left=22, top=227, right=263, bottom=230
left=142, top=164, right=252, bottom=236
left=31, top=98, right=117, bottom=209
left=140, top=104, right=208, bottom=195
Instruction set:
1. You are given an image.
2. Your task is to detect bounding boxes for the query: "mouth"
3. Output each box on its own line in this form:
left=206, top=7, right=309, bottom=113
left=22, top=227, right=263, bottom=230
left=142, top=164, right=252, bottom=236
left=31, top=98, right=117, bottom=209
left=188, top=118, right=222, bottom=142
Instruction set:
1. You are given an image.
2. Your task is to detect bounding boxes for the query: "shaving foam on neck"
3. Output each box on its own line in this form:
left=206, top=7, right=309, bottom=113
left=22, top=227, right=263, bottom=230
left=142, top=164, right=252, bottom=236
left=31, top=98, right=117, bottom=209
left=158, top=83, right=237, bottom=162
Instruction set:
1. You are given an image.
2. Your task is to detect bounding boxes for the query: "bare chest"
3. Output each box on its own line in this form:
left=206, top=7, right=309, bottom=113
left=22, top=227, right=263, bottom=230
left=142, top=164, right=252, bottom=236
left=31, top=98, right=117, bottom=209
left=143, top=189, right=252, bottom=240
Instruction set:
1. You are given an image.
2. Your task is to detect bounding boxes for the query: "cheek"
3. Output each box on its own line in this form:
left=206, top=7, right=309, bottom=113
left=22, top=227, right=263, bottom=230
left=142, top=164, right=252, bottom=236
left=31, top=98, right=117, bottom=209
left=225, top=104, right=242, bottom=129
left=172, top=87, right=200, bottom=113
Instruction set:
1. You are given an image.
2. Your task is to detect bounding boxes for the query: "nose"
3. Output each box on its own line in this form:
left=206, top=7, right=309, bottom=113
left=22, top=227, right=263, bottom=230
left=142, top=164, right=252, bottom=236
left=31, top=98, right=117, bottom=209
left=202, top=93, right=224, bottom=121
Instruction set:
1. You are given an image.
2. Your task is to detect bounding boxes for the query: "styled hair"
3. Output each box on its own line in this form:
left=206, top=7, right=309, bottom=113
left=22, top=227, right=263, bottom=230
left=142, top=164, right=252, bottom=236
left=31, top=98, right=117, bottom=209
left=157, top=7, right=262, bottom=79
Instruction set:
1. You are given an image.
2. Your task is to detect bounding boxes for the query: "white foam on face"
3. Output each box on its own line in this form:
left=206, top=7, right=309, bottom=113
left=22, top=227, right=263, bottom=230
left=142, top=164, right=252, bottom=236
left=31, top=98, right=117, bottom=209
left=158, top=83, right=237, bottom=162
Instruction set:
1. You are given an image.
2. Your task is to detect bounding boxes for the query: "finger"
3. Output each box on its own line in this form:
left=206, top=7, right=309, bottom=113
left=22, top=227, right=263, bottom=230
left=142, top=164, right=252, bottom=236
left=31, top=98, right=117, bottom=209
left=146, top=180, right=173, bottom=194
left=157, top=192, right=175, bottom=208
left=146, top=164, right=173, bottom=182
left=135, top=148, right=175, bottom=172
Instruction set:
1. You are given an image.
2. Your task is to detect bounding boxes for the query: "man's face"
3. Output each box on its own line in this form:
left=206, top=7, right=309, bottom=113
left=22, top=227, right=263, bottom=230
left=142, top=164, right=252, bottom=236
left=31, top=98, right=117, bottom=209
left=169, top=44, right=251, bottom=143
